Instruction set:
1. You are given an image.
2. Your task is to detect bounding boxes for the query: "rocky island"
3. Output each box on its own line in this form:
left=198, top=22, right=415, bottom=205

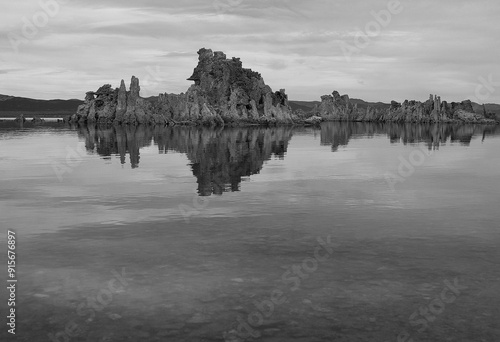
left=70, top=48, right=294, bottom=125
left=69, top=48, right=498, bottom=126
left=312, top=92, right=496, bottom=124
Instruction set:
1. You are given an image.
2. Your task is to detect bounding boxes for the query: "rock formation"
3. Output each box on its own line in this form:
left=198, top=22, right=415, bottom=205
left=71, top=48, right=294, bottom=126
left=312, top=91, right=496, bottom=124
left=72, top=78, right=161, bottom=125
left=155, top=48, right=293, bottom=125
left=69, top=47, right=497, bottom=126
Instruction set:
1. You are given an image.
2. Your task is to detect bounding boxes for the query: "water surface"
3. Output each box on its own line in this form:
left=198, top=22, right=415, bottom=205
left=1, top=121, right=499, bottom=341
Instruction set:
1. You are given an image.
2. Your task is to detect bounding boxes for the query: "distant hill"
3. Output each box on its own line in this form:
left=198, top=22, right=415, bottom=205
left=471, top=102, right=500, bottom=121
left=350, top=98, right=391, bottom=110
left=0, top=94, right=14, bottom=101
left=288, top=100, right=319, bottom=112
left=0, top=95, right=83, bottom=117
left=472, top=102, right=500, bottom=115
left=144, top=96, right=159, bottom=103
left=289, top=99, right=390, bottom=113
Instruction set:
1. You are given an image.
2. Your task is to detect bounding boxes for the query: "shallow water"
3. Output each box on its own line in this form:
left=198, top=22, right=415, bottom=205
left=1, top=121, right=499, bottom=341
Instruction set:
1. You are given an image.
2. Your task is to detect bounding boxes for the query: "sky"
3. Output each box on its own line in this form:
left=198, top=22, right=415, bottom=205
left=0, top=0, right=499, bottom=103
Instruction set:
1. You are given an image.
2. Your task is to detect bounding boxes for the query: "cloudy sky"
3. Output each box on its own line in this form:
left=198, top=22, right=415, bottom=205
left=1, top=0, right=499, bottom=103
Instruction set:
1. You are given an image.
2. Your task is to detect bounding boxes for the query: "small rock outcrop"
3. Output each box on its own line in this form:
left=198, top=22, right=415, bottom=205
left=74, top=86, right=117, bottom=124
left=71, top=78, right=159, bottom=125
left=14, top=114, right=26, bottom=122
left=314, top=91, right=358, bottom=121
left=312, top=91, right=496, bottom=124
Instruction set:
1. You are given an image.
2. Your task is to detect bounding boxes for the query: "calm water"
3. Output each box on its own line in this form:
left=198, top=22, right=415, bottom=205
left=1, top=121, right=499, bottom=341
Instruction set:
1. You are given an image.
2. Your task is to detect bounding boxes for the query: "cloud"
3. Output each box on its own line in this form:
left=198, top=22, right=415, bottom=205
left=159, top=51, right=195, bottom=58
left=0, top=0, right=498, bottom=103
left=0, top=69, right=19, bottom=74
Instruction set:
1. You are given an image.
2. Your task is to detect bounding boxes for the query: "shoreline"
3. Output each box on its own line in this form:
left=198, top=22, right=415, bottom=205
left=1, top=116, right=497, bottom=126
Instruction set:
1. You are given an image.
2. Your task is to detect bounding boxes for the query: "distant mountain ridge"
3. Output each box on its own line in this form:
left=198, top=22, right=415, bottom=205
left=472, top=103, right=500, bottom=116
left=0, top=95, right=83, bottom=117
left=0, top=94, right=14, bottom=101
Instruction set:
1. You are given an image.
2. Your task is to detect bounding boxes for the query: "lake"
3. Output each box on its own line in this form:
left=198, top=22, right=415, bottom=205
left=1, top=121, right=499, bottom=341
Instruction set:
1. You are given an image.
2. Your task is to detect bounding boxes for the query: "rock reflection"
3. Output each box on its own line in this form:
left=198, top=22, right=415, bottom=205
left=74, top=122, right=499, bottom=195
left=75, top=124, right=293, bottom=195
left=76, top=125, right=153, bottom=168
left=153, top=126, right=292, bottom=195
left=320, top=122, right=499, bottom=151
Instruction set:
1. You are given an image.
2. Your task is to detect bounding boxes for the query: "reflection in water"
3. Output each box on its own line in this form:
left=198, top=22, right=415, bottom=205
left=75, top=125, right=293, bottom=195
left=2, top=119, right=500, bottom=342
left=154, top=126, right=293, bottom=195
left=77, top=125, right=153, bottom=168
left=320, top=122, right=499, bottom=151
left=74, top=122, right=499, bottom=194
